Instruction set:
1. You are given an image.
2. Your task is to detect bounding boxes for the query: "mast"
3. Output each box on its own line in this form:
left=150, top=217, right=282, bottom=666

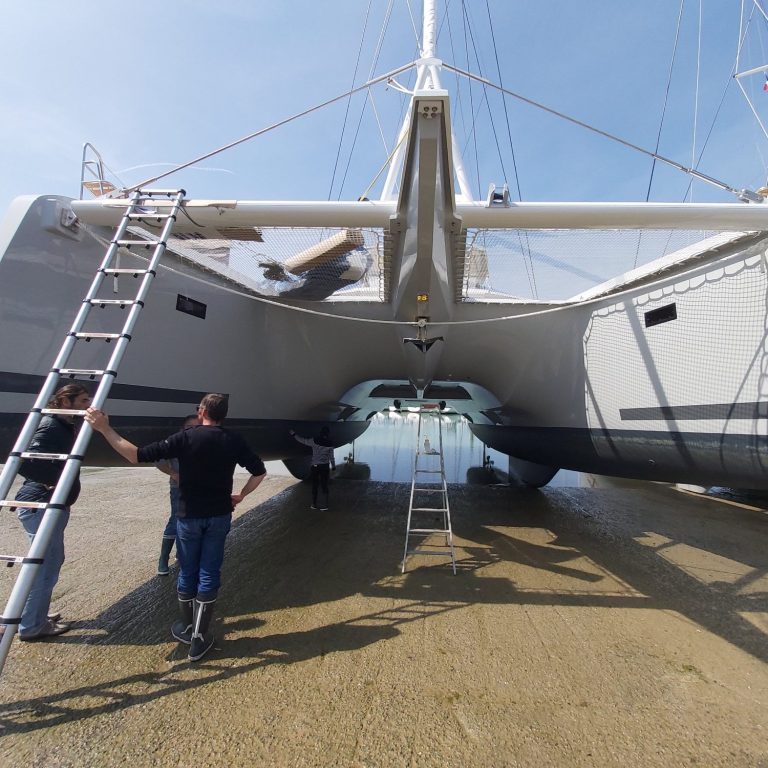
left=380, top=0, right=473, bottom=201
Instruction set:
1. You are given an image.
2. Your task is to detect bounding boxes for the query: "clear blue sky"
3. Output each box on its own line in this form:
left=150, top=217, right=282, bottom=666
left=1, top=1, right=767, bottom=216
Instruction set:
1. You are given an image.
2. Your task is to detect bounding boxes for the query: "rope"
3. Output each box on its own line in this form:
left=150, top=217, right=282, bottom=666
left=328, top=0, right=373, bottom=201
left=690, top=0, right=703, bottom=203
left=128, top=60, right=420, bottom=193
left=645, top=0, right=686, bottom=205
left=461, top=2, right=481, bottom=199
left=358, top=132, right=409, bottom=202
left=337, top=0, right=394, bottom=199
left=483, top=0, right=537, bottom=299
left=442, top=62, right=743, bottom=197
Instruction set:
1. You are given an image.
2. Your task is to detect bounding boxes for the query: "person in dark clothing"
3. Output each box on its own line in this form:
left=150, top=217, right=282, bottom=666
left=86, top=394, right=266, bottom=662
left=289, top=426, right=336, bottom=510
left=155, top=414, right=201, bottom=576
left=15, top=383, right=92, bottom=640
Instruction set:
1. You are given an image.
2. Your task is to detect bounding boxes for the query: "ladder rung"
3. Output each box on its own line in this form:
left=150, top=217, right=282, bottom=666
left=74, top=332, right=121, bottom=339
left=19, top=452, right=69, bottom=461
left=1, top=555, right=29, bottom=564
left=114, top=240, right=160, bottom=248
left=414, top=488, right=445, bottom=493
left=126, top=213, right=172, bottom=220
left=0, top=500, right=48, bottom=509
left=410, top=507, right=448, bottom=513
left=415, top=469, right=442, bottom=474
left=407, top=549, right=453, bottom=557
left=58, top=368, right=106, bottom=377
left=41, top=408, right=87, bottom=416
left=136, top=189, right=185, bottom=196
left=102, top=268, right=151, bottom=275
left=408, top=527, right=450, bottom=534
left=87, top=299, right=138, bottom=306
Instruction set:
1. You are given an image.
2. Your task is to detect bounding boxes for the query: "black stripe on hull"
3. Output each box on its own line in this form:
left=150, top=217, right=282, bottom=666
left=0, top=371, right=208, bottom=405
left=0, top=413, right=369, bottom=466
left=469, top=424, right=768, bottom=489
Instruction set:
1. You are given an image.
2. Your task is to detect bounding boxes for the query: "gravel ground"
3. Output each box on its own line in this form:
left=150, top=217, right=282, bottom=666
left=0, top=467, right=767, bottom=767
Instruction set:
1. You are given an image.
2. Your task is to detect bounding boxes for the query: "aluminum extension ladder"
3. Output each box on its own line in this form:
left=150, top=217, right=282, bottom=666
left=401, top=404, right=456, bottom=574
left=0, top=189, right=186, bottom=674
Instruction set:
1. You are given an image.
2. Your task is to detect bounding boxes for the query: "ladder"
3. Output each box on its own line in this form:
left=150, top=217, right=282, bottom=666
left=401, top=404, right=456, bottom=574
left=0, top=189, right=186, bottom=674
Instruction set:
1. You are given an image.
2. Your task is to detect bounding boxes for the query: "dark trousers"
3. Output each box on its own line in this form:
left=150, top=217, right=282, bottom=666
left=311, top=463, right=330, bottom=504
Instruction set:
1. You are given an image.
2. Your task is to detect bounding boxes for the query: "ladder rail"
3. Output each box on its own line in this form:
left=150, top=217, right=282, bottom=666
left=402, top=406, right=456, bottom=574
left=0, top=190, right=151, bottom=504
left=402, top=409, right=424, bottom=569
left=0, top=189, right=185, bottom=674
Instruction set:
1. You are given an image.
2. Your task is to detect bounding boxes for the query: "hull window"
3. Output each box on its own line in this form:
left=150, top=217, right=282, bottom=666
left=645, top=303, right=677, bottom=328
left=176, top=294, right=207, bottom=320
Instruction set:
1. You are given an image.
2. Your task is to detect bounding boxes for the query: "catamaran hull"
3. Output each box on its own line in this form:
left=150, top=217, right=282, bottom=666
left=1, top=195, right=768, bottom=488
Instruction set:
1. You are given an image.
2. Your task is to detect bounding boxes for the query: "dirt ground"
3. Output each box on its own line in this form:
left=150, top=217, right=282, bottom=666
left=0, top=467, right=767, bottom=767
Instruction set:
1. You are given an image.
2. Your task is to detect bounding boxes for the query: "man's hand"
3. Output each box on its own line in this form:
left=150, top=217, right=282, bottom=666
left=84, top=407, right=109, bottom=433
left=84, top=407, right=139, bottom=464
left=231, top=472, right=266, bottom=509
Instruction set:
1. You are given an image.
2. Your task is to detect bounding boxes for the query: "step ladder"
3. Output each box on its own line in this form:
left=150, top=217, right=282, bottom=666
left=0, top=189, right=186, bottom=674
left=401, top=404, right=456, bottom=574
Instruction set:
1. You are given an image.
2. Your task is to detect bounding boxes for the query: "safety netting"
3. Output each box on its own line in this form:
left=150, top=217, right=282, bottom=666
left=129, top=226, right=389, bottom=303
left=129, top=224, right=755, bottom=305
left=458, top=228, right=744, bottom=303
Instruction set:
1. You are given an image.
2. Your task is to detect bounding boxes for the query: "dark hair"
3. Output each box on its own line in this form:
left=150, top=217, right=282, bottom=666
left=200, top=393, right=228, bottom=422
left=316, top=425, right=332, bottom=447
left=183, top=414, right=199, bottom=428
left=48, top=383, right=89, bottom=409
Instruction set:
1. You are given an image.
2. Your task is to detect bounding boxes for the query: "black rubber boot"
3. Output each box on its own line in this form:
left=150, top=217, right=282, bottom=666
left=157, top=537, right=175, bottom=576
left=188, top=596, right=216, bottom=661
left=171, top=592, right=195, bottom=645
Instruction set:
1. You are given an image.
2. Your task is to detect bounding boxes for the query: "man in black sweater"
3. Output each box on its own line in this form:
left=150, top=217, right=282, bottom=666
left=85, top=393, right=266, bottom=661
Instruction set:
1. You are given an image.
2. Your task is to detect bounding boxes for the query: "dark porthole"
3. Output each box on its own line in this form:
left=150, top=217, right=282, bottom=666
left=176, top=294, right=207, bottom=319
left=645, top=302, right=676, bottom=328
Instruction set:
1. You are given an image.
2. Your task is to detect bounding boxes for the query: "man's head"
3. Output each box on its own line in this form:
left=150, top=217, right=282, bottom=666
left=49, top=383, right=91, bottom=412
left=183, top=414, right=200, bottom=429
left=319, top=426, right=330, bottom=438
left=198, top=394, right=228, bottom=423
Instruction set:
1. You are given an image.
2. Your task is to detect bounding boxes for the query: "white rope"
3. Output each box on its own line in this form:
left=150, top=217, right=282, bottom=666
left=404, top=0, right=422, bottom=51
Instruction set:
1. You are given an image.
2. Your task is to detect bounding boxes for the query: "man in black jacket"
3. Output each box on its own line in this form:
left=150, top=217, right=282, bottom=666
left=16, top=383, right=91, bottom=640
left=86, top=393, right=266, bottom=661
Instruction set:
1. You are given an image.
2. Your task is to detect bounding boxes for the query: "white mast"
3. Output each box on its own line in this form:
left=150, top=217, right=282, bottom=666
left=380, top=0, right=473, bottom=201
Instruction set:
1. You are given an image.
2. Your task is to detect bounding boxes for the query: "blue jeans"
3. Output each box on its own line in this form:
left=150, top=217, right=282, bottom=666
left=175, top=514, right=231, bottom=598
left=162, top=485, right=179, bottom=539
left=15, top=483, right=70, bottom=636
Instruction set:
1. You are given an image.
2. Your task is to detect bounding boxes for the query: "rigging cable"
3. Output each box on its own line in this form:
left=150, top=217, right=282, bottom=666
left=127, top=60, right=420, bottom=192
left=462, top=1, right=481, bottom=199
left=484, top=0, right=538, bottom=299
left=337, top=0, right=395, bottom=200
left=463, top=3, right=509, bottom=186
left=689, top=0, right=703, bottom=203
left=485, top=0, right=522, bottom=203
left=735, top=2, right=768, bottom=143
left=645, top=0, right=686, bottom=204
left=327, top=0, right=373, bottom=201
left=635, top=0, right=686, bottom=270
left=442, top=62, right=743, bottom=197
left=404, top=0, right=422, bottom=50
